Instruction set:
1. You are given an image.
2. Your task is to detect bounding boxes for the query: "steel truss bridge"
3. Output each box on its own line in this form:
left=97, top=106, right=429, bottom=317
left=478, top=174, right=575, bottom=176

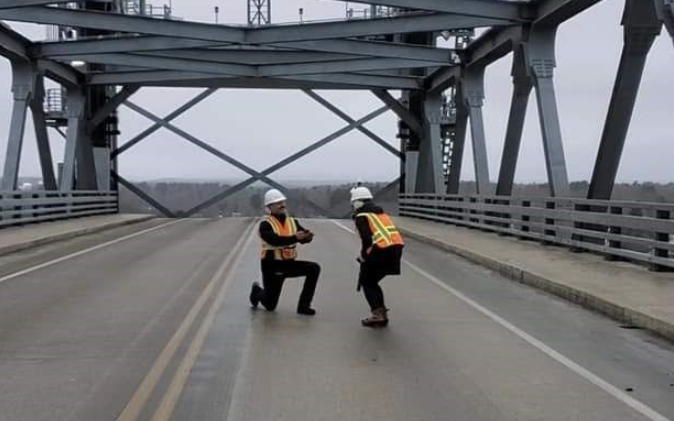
left=0, top=0, right=672, bottom=230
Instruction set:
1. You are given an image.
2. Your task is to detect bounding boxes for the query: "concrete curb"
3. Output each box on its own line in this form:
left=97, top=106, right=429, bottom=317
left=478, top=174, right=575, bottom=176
left=400, top=228, right=674, bottom=343
left=0, top=215, right=156, bottom=257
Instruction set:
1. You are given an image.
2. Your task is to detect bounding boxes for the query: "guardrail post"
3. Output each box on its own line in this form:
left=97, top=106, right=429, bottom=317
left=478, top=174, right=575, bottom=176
left=519, top=200, right=531, bottom=240
left=571, top=202, right=589, bottom=252
left=469, top=196, right=478, bottom=227
left=496, top=198, right=511, bottom=236
left=543, top=200, right=556, bottom=245
left=13, top=192, right=22, bottom=226
left=605, top=206, right=625, bottom=261
left=651, top=209, right=671, bottom=271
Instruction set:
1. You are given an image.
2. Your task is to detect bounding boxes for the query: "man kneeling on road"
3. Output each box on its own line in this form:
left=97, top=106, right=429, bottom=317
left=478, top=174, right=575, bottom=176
left=249, top=189, right=320, bottom=316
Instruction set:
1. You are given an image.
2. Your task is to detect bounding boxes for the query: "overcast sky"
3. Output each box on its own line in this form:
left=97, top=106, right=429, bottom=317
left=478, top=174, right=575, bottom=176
left=0, top=0, right=672, bottom=184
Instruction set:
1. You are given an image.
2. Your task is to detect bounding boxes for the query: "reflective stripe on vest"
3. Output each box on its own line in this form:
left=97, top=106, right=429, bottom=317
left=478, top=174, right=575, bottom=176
left=357, top=212, right=404, bottom=252
left=261, top=215, right=298, bottom=260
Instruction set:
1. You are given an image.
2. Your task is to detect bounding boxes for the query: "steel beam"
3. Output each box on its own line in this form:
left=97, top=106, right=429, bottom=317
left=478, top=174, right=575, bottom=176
left=372, top=89, right=425, bottom=137
left=36, top=37, right=453, bottom=63
left=534, top=0, right=605, bottom=27
left=259, top=58, right=444, bottom=77
left=426, top=26, right=523, bottom=93
left=462, top=67, right=491, bottom=194
left=113, top=89, right=215, bottom=157
left=0, top=23, right=81, bottom=87
left=496, top=46, right=532, bottom=196
left=0, top=7, right=246, bottom=43
left=329, top=0, right=528, bottom=20
left=246, top=14, right=511, bottom=44
left=37, top=59, right=81, bottom=87
left=276, top=40, right=453, bottom=62
left=30, top=75, right=57, bottom=190
left=655, top=0, right=674, bottom=42
left=142, top=49, right=364, bottom=65
left=88, top=71, right=422, bottom=90
left=60, top=90, right=85, bottom=191
left=67, top=54, right=441, bottom=77
left=34, top=37, right=229, bottom=57
left=303, top=90, right=401, bottom=158
left=0, top=22, right=29, bottom=61
left=588, top=0, right=662, bottom=199
left=0, top=0, right=72, bottom=7
left=415, top=91, right=446, bottom=193
left=1, top=61, right=34, bottom=190
left=0, top=7, right=512, bottom=44
left=112, top=171, right=176, bottom=218
left=88, top=85, right=140, bottom=132
left=446, top=86, right=468, bottom=194
left=55, top=53, right=257, bottom=77
left=527, top=28, right=569, bottom=197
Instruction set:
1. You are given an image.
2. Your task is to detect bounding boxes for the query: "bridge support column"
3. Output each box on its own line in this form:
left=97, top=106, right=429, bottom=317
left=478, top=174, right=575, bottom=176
left=415, top=91, right=445, bottom=194
left=497, top=46, right=533, bottom=196
left=30, top=76, right=57, bottom=190
left=526, top=28, right=569, bottom=197
left=446, top=84, right=468, bottom=194
left=461, top=67, right=491, bottom=195
left=61, top=90, right=97, bottom=191
left=588, top=0, right=662, bottom=199
left=655, top=0, right=674, bottom=45
left=1, top=62, right=35, bottom=190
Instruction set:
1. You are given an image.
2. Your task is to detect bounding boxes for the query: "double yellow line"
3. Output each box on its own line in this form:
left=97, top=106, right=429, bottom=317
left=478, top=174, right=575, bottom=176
left=116, top=219, right=258, bottom=421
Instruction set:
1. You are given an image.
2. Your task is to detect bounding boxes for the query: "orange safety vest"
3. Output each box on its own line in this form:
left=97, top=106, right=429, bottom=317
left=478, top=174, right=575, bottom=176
left=260, top=215, right=298, bottom=260
left=357, top=212, right=404, bottom=253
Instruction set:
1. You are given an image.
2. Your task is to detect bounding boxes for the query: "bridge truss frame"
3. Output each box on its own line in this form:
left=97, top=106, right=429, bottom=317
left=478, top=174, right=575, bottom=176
left=0, top=0, right=672, bottom=218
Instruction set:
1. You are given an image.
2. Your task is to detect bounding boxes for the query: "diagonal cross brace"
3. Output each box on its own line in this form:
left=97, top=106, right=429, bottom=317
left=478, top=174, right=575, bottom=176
left=371, top=88, right=424, bottom=137
left=112, top=170, right=176, bottom=218
left=302, top=89, right=402, bottom=160
left=183, top=105, right=389, bottom=216
left=122, top=100, right=343, bottom=218
left=112, top=88, right=216, bottom=158
left=88, top=85, right=140, bottom=133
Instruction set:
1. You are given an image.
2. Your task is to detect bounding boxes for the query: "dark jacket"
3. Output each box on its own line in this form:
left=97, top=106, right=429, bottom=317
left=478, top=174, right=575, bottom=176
left=259, top=214, right=308, bottom=261
left=354, top=201, right=403, bottom=276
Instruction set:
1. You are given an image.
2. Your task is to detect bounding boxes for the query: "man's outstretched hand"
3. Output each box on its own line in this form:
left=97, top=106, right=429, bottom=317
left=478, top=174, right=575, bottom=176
left=296, top=230, right=314, bottom=243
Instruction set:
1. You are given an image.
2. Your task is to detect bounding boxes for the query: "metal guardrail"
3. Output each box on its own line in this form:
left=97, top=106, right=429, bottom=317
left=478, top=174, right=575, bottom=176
left=400, top=194, right=674, bottom=271
left=0, top=191, right=118, bottom=229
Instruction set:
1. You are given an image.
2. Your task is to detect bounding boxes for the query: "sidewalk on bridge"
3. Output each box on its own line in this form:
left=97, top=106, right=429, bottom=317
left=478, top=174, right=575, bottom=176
left=0, top=214, right=156, bottom=256
left=396, top=217, right=674, bottom=342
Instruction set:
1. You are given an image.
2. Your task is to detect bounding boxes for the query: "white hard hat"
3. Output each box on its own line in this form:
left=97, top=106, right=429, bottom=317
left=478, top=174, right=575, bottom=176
left=264, top=189, right=287, bottom=206
left=350, top=186, right=373, bottom=202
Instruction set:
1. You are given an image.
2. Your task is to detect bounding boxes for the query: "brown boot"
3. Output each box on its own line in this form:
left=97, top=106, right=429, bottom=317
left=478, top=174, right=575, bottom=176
left=361, top=307, right=388, bottom=328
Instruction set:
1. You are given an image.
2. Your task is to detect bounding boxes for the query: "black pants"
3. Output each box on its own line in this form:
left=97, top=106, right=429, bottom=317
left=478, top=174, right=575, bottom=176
left=357, top=246, right=403, bottom=310
left=358, top=263, right=387, bottom=311
left=258, top=260, right=320, bottom=311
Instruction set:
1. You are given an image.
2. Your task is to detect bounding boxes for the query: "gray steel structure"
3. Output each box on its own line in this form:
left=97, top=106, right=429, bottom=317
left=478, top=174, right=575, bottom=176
left=0, top=0, right=672, bottom=218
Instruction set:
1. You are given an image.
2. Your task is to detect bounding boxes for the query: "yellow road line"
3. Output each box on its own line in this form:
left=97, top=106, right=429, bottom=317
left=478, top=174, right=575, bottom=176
left=115, top=219, right=256, bottom=421
left=149, top=221, right=257, bottom=421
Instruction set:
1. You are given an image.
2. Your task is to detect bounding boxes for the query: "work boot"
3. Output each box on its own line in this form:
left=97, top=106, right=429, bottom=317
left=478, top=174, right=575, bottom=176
left=249, top=282, right=262, bottom=308
left=297, top=306, right=317, bottom=316
left=361, top=307, right=388, bottom=328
